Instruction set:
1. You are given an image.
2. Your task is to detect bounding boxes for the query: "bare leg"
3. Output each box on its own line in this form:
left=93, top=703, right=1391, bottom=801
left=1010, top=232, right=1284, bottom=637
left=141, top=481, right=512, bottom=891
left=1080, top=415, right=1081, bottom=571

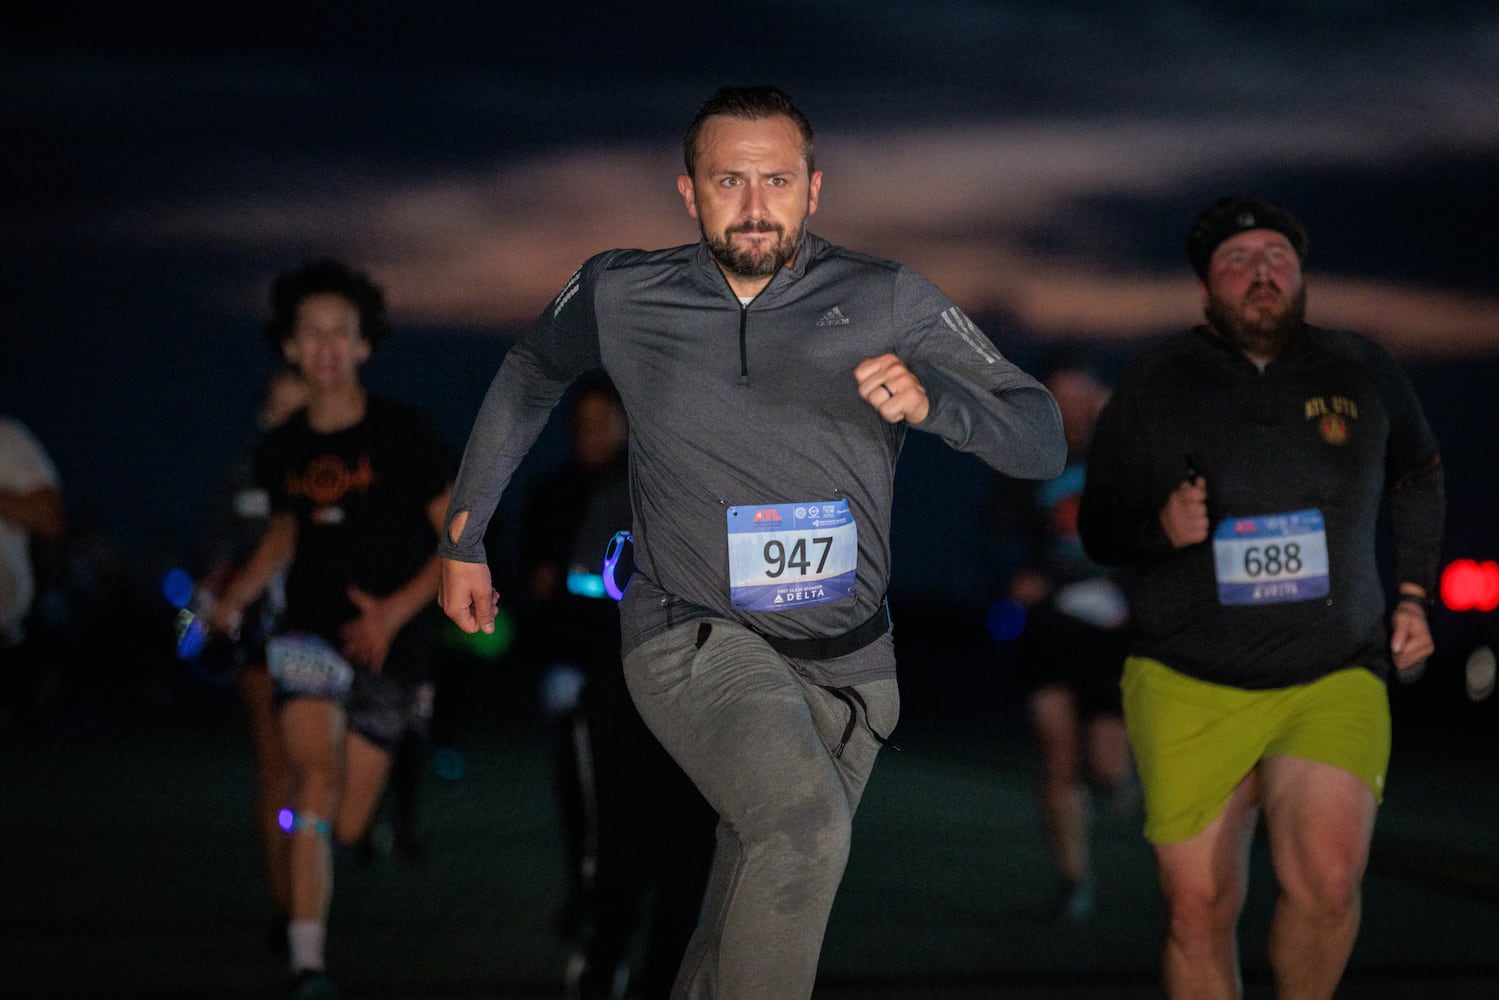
left=1084, top=711, right=1136, bottom=816
left=1260, top=756, right=1376, bottom=1000
left=1029, top=685, right=1087, bottom=885
left=336, top=729, right=394, bottom=847
left=279, top=698, right=345, bottom=931
left=1154, top=772, right=1260, bottom=1000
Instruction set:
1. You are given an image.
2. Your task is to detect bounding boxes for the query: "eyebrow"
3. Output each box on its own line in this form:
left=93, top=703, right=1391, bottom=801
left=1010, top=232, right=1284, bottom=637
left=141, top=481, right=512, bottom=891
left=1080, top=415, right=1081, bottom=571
left=711, top=165, right=798, bottom=178
left=1219, top=239, right=1293, bottom=257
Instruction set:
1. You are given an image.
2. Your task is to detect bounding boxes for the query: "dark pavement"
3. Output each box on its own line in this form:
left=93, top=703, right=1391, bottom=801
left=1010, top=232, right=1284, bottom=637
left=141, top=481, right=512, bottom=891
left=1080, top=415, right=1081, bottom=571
left=3, top=605, right=1498, bottom=1000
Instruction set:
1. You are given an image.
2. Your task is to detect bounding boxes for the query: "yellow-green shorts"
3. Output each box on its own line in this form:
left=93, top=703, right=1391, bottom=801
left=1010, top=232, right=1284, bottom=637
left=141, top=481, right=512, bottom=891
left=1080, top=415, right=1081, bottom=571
left=1122, top=656, right=1390, bottom=845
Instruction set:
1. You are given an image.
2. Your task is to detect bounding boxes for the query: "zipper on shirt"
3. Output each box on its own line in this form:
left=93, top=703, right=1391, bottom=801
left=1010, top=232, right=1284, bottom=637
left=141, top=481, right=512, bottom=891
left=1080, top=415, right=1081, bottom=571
left=738, top=301, right=750, bottom=383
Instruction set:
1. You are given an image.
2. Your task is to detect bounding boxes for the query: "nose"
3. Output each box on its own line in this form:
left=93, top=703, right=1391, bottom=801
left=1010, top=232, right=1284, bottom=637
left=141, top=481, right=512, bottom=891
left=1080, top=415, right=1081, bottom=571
left=1249, top=249, right=1278, bottom=277
left=742, top=182, right=767, bottom=219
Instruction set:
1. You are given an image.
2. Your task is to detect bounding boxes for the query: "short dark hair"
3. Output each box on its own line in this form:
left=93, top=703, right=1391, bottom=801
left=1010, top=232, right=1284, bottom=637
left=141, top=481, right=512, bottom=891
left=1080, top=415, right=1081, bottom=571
left=1186, top=196, right=1309, bottom=279
left=263, top=258, right=390, bottom=348
left=682, top=85, right=815, bottom=178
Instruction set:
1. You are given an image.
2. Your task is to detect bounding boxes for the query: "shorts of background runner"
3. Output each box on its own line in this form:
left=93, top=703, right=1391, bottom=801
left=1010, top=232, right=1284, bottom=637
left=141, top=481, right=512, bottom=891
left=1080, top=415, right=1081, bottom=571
left=345, top=671, right=431, bottom=752
left=276, top=668, right=428, bottom=753
left=1009, top=601, right=1127, bottom=717
left=1122, top=656, right=1390, bottom=845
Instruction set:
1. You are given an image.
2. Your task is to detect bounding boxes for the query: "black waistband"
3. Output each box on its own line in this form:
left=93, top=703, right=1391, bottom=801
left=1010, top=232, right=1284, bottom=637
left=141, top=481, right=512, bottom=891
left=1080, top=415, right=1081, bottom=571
left=756, top=599, right=891, bottom=661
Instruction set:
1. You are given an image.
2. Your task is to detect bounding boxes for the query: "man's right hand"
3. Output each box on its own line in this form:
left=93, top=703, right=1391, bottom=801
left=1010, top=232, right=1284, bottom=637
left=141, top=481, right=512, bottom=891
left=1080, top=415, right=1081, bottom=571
left=440, top=558, right=500, bottom=635
left=1160, top=476, right=1210, bottom=548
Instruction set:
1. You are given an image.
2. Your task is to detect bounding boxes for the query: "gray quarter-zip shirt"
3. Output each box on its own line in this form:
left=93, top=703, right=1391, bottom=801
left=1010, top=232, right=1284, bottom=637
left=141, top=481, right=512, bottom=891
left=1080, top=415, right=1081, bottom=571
left=442, top=233, right=1065, bottom=685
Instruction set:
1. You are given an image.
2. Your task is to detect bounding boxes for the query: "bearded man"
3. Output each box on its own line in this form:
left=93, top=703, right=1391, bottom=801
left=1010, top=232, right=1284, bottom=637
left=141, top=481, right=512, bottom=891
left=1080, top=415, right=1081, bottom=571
left=1079, top=196, right=1445, bottom=1000
left=438, top=85, right=1065, bottom=1000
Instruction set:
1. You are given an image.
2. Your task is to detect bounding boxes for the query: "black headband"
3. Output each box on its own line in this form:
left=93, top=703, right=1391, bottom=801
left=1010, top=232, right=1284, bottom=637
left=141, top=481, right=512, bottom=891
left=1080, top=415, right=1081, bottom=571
left=1186, top=196, right=1309, bottom=278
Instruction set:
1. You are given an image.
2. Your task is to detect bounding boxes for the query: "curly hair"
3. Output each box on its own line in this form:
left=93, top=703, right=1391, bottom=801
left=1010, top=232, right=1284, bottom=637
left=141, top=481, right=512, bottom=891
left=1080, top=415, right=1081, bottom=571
left=262, top=258, right=390, bottom=349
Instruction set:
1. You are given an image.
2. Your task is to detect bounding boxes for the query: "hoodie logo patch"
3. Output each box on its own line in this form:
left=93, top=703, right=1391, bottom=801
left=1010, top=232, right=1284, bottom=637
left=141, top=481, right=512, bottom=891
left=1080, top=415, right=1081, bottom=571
left=1304, top=395, right=1357, bottom=446
left=815, top=306, right=851, bottom=327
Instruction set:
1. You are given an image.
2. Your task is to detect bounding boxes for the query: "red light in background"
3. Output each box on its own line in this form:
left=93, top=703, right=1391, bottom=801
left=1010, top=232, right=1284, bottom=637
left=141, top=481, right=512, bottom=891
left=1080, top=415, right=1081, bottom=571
left=1440, top=559, right=1499, bottom=612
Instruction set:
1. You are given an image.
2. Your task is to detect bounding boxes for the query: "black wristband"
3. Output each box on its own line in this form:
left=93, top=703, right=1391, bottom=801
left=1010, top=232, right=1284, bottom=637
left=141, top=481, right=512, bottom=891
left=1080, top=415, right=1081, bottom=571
left=1397, top=593, right=1433, bottom=612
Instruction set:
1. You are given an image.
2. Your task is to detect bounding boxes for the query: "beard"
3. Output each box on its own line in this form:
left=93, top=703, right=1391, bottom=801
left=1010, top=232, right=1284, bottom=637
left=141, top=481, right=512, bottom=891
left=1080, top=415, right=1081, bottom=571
left=702, top=218, right=803, bottom=280
left=1204, top=280, right=1307, bottom=360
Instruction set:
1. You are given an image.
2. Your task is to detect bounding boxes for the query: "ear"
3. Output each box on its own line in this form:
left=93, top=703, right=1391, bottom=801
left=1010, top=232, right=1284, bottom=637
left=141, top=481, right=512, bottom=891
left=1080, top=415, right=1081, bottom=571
left=281, top=339, right=299, bottom=366
left=355, top=338, right=372, bottom=364
left=1197, top=280, right=1210, bottom=308
left=806, top=169, right=823, bottom=218
left=677, top=174, right=698, bottom=220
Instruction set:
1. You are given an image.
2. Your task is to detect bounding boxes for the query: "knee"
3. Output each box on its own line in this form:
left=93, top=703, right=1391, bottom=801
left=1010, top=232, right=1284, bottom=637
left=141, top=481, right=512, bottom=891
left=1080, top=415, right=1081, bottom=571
left=751, top=793, right=854, bottom=889
left=291, top=764, right=339, bottom=811
left=808, top=805, right=854, bottom=874
left=1039, top=742, right=1080, bottom=782
left=1163, top=875, right=1246, bottom=945
left=792, top=796, right=853, bottom=872
left=1284, top=853, right=1363, bottom=918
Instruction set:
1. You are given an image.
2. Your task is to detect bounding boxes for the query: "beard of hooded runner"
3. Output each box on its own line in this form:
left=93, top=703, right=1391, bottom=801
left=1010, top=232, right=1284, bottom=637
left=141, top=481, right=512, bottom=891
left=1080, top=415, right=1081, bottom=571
left=701, top=217, right=804, bottom=280
left=1205, top=278, right=1308, bottom=361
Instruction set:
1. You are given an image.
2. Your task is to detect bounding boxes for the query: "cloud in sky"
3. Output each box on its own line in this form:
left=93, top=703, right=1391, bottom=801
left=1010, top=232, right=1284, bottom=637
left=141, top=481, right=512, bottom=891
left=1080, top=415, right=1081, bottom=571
left=130, top=105, right=1499, bottom=356
left=10, top=0, right=1499, bottom=359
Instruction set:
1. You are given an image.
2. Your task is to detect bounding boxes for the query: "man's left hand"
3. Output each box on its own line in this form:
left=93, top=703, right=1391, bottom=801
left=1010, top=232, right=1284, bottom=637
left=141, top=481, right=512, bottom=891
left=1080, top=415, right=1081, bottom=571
left=855, top=354, right=929, bottom=425
left=1390, top=602, right=1435, bottom=674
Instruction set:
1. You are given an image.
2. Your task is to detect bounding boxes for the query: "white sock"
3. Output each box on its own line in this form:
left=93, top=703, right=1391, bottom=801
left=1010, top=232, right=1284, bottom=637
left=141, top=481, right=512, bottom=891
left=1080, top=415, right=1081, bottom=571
left=288, top=918, right=325, bottom=974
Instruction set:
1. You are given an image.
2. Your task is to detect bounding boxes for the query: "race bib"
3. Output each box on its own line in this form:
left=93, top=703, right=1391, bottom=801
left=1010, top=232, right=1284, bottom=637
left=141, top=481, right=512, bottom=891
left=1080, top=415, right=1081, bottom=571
left=266, top=632, right=355, bottom=698
left=727, top=500, right=857, bottom=612
left=1212, top=509, right=1330, bottom=605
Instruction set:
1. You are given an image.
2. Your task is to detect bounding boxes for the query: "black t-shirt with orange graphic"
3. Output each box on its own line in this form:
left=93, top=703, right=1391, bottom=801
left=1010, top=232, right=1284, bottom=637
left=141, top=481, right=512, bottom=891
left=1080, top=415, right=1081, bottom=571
left=255, top=394, right=453, bottom=683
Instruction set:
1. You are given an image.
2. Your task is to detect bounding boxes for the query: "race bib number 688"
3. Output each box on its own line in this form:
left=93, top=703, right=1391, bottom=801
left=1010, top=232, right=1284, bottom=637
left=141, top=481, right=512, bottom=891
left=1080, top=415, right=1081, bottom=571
left=1212, top=508, right=1330, bottom=605
left=726, top=500, right=858, bottom=612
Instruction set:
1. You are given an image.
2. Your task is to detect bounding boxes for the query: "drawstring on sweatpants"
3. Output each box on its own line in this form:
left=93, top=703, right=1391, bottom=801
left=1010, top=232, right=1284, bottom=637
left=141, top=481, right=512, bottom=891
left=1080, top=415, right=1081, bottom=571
left=824, top=685, right=893, bottom=758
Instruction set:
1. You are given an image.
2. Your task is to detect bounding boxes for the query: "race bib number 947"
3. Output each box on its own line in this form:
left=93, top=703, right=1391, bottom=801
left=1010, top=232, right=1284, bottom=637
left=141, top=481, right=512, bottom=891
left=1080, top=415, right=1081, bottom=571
left=726, top=500, right=857, bottom=611
left=1212, top=508, right=1330, bottom=605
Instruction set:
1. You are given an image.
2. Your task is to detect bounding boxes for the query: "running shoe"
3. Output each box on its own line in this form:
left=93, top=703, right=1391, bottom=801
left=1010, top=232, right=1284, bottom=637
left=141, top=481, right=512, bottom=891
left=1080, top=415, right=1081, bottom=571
left=289, top=969, right=340, bottom=1000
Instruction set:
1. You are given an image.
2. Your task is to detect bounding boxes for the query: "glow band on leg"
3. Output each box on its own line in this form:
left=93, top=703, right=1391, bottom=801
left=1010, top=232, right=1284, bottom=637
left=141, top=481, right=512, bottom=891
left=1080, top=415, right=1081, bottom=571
left=280, top=809, right=331, bottom=838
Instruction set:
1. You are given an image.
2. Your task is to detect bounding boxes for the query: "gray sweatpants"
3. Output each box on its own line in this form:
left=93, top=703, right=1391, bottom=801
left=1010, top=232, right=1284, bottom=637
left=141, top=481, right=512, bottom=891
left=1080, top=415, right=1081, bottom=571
left=622, top=616, right=899, bottom=1000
